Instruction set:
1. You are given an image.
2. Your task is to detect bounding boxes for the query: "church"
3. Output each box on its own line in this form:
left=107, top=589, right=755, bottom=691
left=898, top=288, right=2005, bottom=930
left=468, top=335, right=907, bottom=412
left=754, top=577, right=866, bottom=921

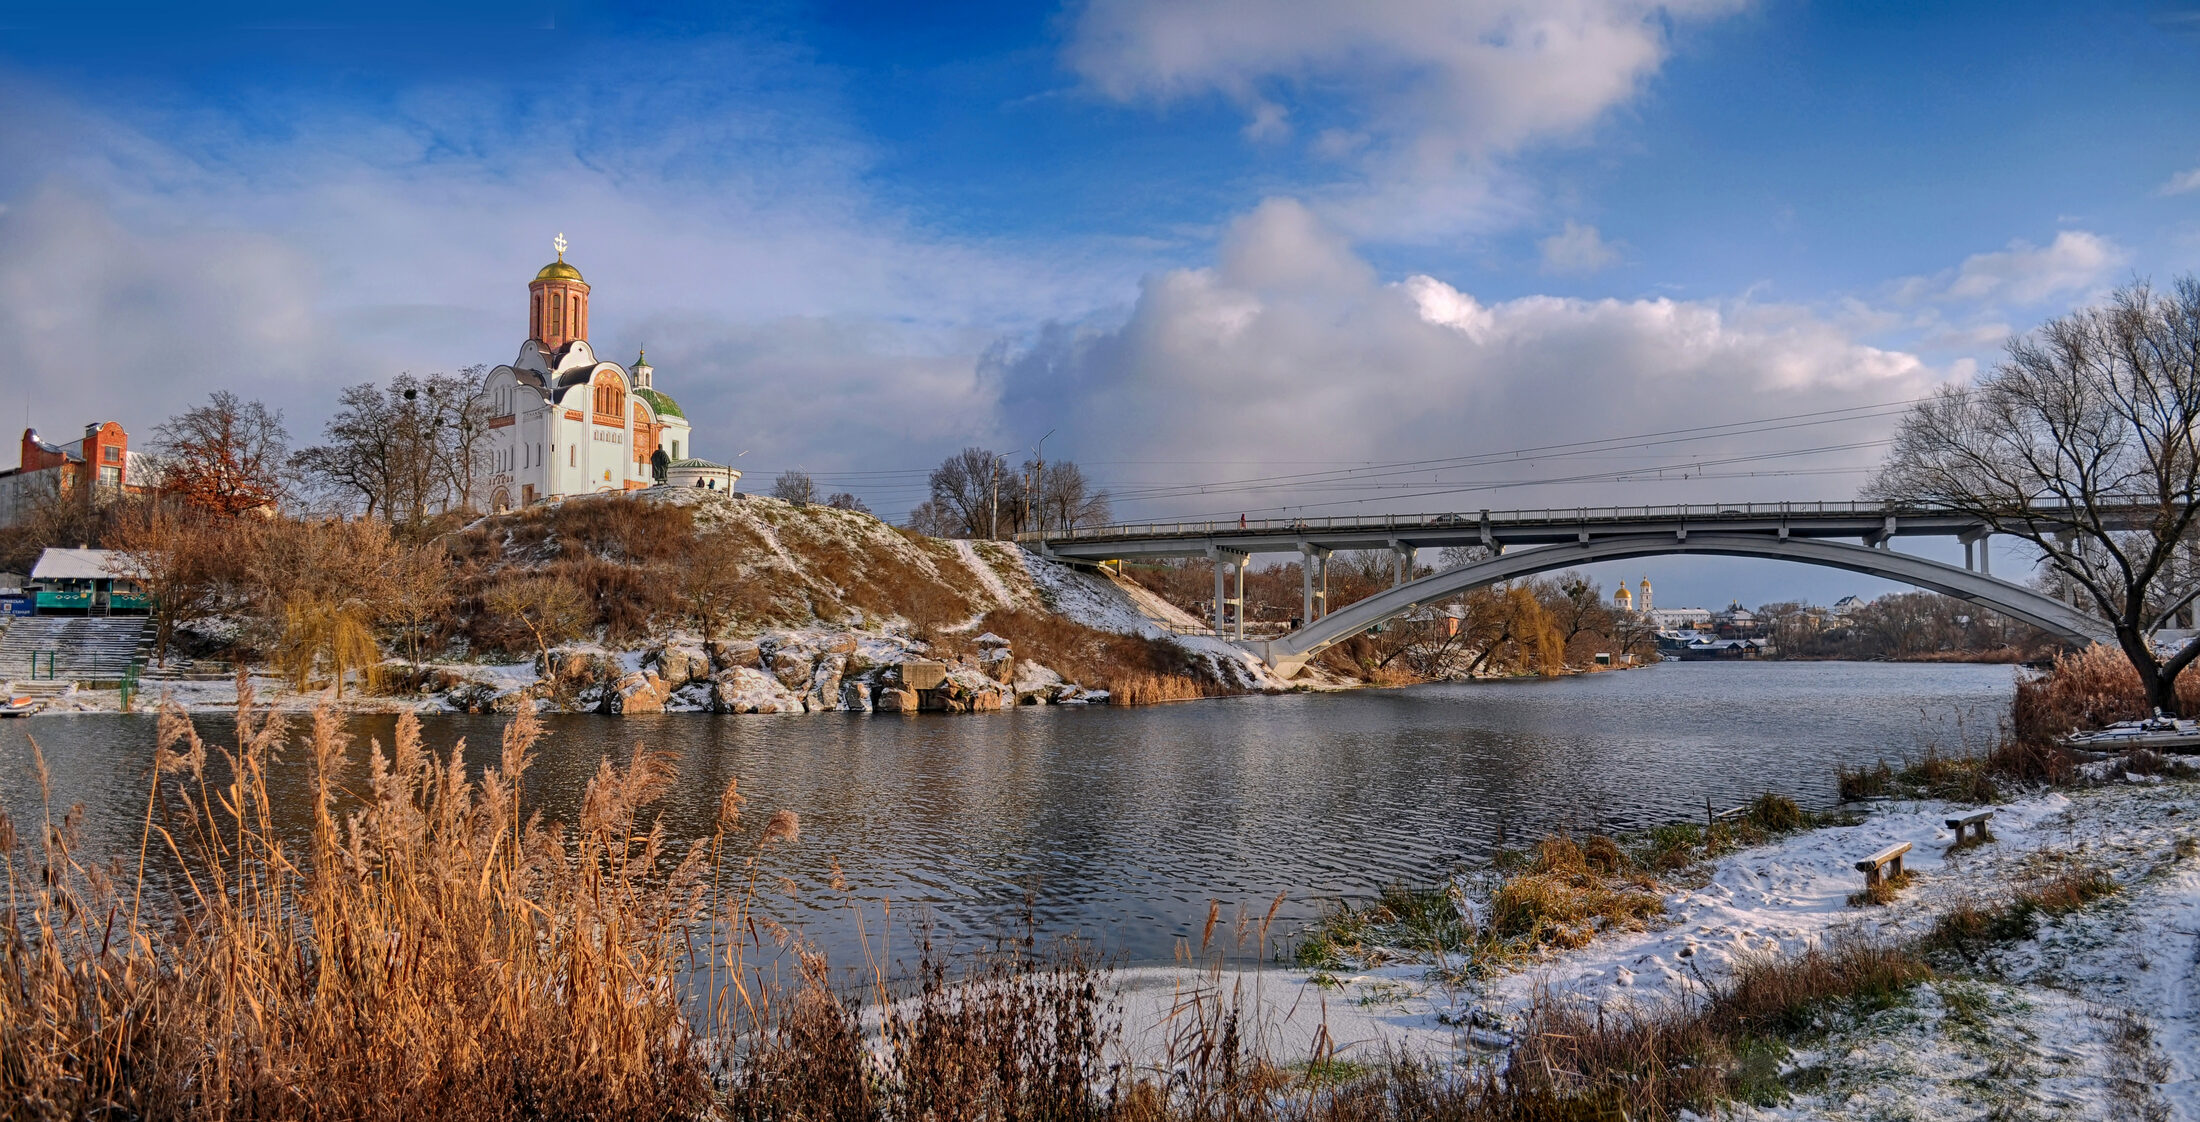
left=477, top=236, right=734, bottom=512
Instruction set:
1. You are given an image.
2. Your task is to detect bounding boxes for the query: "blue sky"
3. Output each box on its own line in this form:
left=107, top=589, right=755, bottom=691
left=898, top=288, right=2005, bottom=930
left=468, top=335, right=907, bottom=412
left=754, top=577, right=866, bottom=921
left=4, top=0, right=2199, bottom=608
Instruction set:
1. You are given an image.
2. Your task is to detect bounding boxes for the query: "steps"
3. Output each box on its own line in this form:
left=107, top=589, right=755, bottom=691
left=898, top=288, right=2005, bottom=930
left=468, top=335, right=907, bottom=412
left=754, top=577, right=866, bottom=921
left=0, top=616, right=150, bottom=684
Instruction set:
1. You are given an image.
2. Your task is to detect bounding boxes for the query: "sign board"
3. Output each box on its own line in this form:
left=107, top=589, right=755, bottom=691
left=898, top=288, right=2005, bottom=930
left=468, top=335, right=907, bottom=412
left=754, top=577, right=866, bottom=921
left=901, top=660, right=948, bottom=691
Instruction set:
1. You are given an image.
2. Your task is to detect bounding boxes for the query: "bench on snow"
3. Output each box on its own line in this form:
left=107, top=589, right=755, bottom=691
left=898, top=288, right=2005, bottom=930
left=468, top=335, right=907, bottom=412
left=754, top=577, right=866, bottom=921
left=1945, top=810, right=1993, bottom=845
left=1854, top=841, right=1911, bottom=887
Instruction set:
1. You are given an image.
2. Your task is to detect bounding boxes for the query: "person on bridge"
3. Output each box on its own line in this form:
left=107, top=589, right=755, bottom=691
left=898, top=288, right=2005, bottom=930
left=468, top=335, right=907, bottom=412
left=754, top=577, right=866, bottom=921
left=1239, top=513, right=1246, bottom=529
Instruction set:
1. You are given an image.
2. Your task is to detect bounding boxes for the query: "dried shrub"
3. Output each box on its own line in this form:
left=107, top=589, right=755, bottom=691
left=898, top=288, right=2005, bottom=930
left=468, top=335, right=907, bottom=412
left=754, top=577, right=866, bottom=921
left=1487, top=834, right=1666, bottom=949
left=977, top=608, right=1240, bottom=701
left=1924, top=867, right=2118, bottom=954
left=2014, top=643, right=2200, bottom=744
left=1847, top=869, right=1914, bottom=907
left=1837, top=760, right=1894, bottom=801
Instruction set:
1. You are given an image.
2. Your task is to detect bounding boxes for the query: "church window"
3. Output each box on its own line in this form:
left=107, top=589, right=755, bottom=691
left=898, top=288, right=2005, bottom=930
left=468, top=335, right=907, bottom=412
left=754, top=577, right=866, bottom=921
left=672, top=439, right=680, bottom=459
left=569, top=445, right=575, bottom=467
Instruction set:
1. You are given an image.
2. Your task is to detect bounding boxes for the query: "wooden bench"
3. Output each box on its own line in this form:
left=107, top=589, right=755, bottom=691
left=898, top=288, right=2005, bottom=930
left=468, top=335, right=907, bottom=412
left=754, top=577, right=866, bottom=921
left=1854, top=841, right=1911, bottom=887
left=1945, top=810, right=1993, bottom=845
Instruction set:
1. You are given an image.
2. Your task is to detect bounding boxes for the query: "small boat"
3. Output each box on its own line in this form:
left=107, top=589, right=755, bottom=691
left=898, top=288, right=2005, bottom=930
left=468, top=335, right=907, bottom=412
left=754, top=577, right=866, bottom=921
left=0, top=695, right=40, bottom=718
left=2062, top=713, right=2200, bottom=751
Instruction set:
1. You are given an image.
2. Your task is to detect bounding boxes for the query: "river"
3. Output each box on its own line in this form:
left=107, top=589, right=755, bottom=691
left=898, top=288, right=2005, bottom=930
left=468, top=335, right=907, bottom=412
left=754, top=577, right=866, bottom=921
left=0, top=661, right=2017, bottom=966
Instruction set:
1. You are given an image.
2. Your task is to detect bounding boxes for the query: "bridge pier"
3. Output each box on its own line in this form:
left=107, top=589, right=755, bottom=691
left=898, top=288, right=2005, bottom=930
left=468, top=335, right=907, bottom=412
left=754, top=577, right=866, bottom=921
left=1960, top=527, right=1991, bottom=574
left=1299, top=543, right=1331, bottom=622
left=1209, top=547, right=1248, bottom=637
left=1388, top=539, right=1417, bottom=588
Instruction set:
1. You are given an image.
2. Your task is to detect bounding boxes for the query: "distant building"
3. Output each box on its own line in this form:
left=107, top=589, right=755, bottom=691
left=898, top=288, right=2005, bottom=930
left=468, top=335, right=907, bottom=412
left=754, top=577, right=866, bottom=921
left=1638, top=576, right=1652, bottom=613
left=28, top=547, right=148, bottom=615
left=1829, top=595, right=1866, bottom=618
left=1648, top=606, right=1713, bottom=630
left=0, top=423, right=153, bottom=528
left=1614, top=583, right=1633, bottom=610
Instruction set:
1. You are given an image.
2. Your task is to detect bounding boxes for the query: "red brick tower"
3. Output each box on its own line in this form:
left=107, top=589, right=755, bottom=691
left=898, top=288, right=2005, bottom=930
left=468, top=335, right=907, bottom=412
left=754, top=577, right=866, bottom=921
left=529, top=233, right=590, bottom=351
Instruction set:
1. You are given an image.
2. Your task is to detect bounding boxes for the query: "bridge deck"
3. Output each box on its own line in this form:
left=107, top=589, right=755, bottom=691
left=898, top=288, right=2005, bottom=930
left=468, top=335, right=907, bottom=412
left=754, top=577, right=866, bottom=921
left=1020, top=501, right=2019, bottom=559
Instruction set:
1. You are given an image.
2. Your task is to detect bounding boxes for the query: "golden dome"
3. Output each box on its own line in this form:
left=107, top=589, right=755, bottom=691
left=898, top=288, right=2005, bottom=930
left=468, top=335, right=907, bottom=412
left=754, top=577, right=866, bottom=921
left=534, top=259, right=584, bottom=283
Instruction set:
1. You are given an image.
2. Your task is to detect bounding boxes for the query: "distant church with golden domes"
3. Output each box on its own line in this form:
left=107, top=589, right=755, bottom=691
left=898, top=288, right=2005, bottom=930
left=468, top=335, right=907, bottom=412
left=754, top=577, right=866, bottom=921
left=1615, top=577, right=1651, bottom=613
left=476, top=235, right=733, bottom=512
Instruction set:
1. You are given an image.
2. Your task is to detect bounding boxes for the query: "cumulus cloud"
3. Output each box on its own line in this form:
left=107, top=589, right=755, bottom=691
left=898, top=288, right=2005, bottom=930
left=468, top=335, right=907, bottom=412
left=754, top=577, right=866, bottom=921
left=1943, top=231, right=2127, bottom=305
left=995, top=199, right=1944, bottom=517
left=1065, top=0, right=1745, bottom=237
left=2160, top=167, right=2200, bottom=196
left=1538, top=220, right=1621, bottom=274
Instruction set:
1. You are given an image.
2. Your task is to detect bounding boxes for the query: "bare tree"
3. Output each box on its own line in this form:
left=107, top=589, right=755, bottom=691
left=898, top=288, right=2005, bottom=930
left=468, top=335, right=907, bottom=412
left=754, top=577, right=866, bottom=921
left=1869, top=277, right=2200, bottom=713
left=295, top=373, right=484, bottom=524
left=927, top=448, right=1004, bottom=538
left=485, top=574, right=591, bottom=672
left=825, top=492, right=872, bottom=515
left=1036, top=460, right=1111, bottom=532
left=771, top=471, right=818, bottom=505
left=105, top=501, right=221, bottom=666
left=153, top=392, right=289, bottom=518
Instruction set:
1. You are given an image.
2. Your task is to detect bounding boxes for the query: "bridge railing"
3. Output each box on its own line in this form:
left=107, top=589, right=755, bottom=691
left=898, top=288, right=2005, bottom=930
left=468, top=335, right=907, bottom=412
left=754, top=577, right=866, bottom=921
left=1015, top=500, right=1982, bottom=545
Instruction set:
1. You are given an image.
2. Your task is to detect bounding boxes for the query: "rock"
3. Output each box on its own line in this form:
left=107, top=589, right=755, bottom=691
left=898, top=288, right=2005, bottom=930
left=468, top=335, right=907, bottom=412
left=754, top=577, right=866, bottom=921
left=1011, top=661, right=1067, bottom=705
left=708, top=640, right=762, bottom=672
left=824, top=634, right=859, bottom=655
left=612, top=672, right=667, bottom=715
left=769, top=650, right=814, bottom=691
left=967, top=689, right=1002, bottom=712
left=840, top=681, right=872, bottom=712
left=809, top=654, right=846, bottom=712
left=652, top=644, right=710, bottom=686
left=974, top=632, right=1011, bottom=649
left=875, top=687, right=919, bottom=712
left=711, top=667, right=803, bottom=714
left=979, top=646, right=1015, bottom=684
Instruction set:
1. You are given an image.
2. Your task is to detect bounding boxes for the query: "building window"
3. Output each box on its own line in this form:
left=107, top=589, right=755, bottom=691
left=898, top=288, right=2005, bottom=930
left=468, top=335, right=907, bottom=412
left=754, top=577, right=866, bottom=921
left=672, top=439, right=680, bottom=459
left=98, top=466, right=120, bottom=487
left=103, top=445, right=120, bottom=462
left=569, top=445, right=576, bottom=467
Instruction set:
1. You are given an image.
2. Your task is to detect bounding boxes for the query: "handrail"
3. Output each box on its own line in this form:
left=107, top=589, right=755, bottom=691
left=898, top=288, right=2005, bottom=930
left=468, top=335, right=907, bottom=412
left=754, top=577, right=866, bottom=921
left=1014, top=500, right=2106, bottom=545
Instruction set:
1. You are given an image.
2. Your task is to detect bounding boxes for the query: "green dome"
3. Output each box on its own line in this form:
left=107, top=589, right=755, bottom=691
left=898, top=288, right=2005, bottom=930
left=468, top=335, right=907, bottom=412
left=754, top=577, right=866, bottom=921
left=634, top=387, right=683, bottom=419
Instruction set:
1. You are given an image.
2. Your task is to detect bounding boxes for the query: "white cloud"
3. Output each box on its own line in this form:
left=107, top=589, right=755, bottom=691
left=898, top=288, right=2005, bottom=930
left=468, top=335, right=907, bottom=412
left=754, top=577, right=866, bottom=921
left=2160, top=167, right=2200, bottom=196
left=1538, top=220, right=1621, bottom=274
left=1065, top=0, right=1745, bottom=238
left=1943, top=231, right=2126, bottom=305
left=994, top=199, right=1944, bottom=516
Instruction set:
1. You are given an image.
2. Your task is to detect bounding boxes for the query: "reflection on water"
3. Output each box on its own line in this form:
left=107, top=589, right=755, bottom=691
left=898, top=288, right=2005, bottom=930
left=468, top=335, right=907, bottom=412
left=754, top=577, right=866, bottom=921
left=0, top=661, right=2016, bottom=965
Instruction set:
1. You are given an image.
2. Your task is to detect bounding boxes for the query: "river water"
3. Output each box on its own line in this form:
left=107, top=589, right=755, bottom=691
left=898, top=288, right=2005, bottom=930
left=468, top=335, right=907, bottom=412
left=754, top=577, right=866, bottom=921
left=0, top=661, right=2017, bottom=966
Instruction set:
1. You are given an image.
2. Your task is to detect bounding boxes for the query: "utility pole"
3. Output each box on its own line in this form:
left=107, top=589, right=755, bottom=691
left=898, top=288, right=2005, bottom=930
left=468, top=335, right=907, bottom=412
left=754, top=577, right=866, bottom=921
left=1029, top=428, right=1054, bottom=536
left=989, top=456, right=1000, bottom=540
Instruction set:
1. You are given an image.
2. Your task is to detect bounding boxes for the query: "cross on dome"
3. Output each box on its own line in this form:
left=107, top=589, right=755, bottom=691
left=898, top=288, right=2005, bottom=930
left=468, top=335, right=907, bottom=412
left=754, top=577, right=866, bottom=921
left=553, top=232, right=568, bottom=260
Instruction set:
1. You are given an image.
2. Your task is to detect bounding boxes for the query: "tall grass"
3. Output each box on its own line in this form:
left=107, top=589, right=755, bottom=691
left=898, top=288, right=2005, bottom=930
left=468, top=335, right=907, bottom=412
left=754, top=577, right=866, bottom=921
left=0, top=687, right=790, bottom=1120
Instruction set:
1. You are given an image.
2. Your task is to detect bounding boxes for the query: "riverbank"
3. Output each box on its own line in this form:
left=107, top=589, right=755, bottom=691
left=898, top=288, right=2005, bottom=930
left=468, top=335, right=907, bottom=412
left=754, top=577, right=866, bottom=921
left=1155, top=770, right=2199, bottom=1117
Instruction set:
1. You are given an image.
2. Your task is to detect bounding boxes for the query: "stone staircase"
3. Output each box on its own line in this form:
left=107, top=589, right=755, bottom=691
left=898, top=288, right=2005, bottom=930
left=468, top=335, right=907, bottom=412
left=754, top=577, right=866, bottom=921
left=0, top=616, right=150, bottom=686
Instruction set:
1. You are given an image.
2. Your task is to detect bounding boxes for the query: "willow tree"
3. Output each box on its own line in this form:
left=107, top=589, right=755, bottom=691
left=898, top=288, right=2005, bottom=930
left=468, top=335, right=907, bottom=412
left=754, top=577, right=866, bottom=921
left=1868, top=277, right=2200, bottom=714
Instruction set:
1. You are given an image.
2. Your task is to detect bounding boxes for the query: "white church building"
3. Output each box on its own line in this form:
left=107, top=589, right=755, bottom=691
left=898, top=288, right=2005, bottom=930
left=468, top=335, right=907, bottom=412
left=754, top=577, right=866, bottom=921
left=477, top=236, right=733, bottom=511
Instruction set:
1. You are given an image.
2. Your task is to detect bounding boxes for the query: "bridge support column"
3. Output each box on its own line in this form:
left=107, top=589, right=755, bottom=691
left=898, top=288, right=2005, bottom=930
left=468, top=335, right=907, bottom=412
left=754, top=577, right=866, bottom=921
left=1960, top=527, right=1992, bottom=574
left=1300, top=543, right=1331, bottom=622
left=1234, top=554, right=1248, bottom=639
left=1388, top=540, right=1416, bottom=588
left=1210, top=547, right=1247, bottom=636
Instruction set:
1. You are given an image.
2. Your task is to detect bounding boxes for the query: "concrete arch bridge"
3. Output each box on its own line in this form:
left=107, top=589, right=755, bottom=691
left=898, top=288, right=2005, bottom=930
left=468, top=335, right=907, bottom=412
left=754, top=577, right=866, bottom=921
left=1018, top=502, right=2119, bottom=680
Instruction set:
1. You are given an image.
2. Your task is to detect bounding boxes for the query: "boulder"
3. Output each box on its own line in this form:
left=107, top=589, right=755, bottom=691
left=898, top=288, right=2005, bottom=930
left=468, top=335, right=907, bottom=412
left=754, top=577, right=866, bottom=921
left=708, top=640, right=762, bottom=672
left=967, top=689, right=1003, bottom=712
left=979, top=646, right=1015, bottom=684
left=808, top=653, right=847, bottom=711
left=823, top=634, right=859, bottom=655
left=974, top=631, right=1011, bottom=649
left=652, top=644, right=710, bottom=686
left=874, top=688, right=919, bottom=713
left=769, top=650, right=814, bottom=691
left=1013, top=660, right=1067, bottom=705
left=712, top=667, right=803, bottom=714
left=612, top=672, right=668, bottom=715
left=840, top=681, right=872, bottom=712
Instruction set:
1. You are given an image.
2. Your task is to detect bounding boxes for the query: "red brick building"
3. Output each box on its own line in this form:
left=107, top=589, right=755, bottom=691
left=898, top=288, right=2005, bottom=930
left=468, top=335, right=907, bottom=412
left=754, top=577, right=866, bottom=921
left=0, top=422, right=149, bottom=527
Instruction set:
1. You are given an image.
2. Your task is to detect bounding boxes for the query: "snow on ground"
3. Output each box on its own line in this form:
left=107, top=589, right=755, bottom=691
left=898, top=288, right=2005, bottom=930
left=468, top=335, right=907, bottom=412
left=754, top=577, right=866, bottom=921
left=1098, top=779, right=2200, bottom=1119
left=951, top=539, right=1019, bottom=610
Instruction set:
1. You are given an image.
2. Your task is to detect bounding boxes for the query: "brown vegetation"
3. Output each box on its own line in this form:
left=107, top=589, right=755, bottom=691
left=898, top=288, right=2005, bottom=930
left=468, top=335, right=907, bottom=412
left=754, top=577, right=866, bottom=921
left=2015, top=642, right=2200, bottom=744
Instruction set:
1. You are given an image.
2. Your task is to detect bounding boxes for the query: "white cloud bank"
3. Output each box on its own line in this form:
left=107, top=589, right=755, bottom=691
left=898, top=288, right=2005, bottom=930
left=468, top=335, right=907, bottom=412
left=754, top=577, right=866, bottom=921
left=995, top=199, right=1946, bottom=516
left=1944, top=230, right=2127, bottom=305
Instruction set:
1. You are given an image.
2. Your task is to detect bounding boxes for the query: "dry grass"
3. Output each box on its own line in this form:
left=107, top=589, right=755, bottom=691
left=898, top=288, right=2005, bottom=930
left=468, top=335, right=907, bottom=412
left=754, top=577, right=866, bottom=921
left=975, top=608, right=1242, bottom=703
left=1488, top=835, right=1667, bottom=950
left=1847, top=869, right=1915, bottom=907
left=2014, top=643, right=2200, bottom=745
left=0, top=685, right=793, bottom=1121
left=1923, top=866, right=2119, bottom=955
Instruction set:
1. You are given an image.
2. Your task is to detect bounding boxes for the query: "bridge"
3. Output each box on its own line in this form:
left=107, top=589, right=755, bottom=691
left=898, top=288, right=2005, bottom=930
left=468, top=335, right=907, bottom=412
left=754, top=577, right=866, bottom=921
left=1016, top=502, right=2122, bottom=679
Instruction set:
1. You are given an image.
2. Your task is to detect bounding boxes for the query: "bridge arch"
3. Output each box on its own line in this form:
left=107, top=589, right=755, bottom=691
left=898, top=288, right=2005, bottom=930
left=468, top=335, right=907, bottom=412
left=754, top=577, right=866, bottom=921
left=1241, top=533, right=2107, bottom=679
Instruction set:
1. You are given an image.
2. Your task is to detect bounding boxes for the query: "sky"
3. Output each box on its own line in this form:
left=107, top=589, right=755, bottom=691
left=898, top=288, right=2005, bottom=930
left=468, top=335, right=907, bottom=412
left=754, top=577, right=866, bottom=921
left=4, top=0, right=2200, bottom=609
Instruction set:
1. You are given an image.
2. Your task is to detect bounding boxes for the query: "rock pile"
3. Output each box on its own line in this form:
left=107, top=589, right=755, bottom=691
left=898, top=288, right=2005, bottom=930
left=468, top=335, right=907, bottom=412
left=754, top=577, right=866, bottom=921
left=440, top=630, right=1107, bottom=716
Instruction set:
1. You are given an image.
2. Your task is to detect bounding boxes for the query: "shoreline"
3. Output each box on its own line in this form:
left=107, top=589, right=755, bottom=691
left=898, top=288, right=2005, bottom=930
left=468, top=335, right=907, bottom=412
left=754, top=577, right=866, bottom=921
left=1110, top=775, right=2196, bottom=1116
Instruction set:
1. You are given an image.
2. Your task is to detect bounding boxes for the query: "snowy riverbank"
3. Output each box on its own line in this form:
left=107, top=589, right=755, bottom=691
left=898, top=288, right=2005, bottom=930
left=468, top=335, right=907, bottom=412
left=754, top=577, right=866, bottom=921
left=1102, top=776, right=2200, bottom=1118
